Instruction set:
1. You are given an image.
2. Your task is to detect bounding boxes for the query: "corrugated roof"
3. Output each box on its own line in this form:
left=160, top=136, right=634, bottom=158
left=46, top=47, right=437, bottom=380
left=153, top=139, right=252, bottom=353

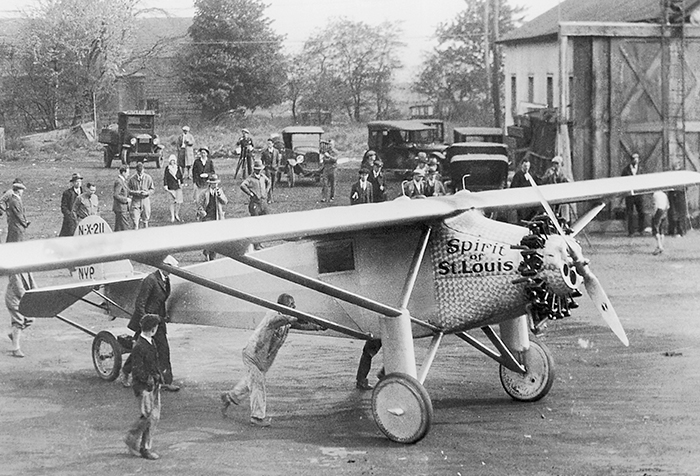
left=501, top=0, right=700, bottom=43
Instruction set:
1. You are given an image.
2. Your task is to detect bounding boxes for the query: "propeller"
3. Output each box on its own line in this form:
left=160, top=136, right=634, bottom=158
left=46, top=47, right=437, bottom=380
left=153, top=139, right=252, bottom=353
left=524, top=174, right=629, bottom=346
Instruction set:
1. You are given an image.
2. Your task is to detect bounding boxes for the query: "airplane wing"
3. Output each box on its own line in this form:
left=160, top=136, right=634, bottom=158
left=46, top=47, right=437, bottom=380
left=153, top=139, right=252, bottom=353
left=19, top=275, right=144, bottom=317
left=0, top=171, right=696, bottom=274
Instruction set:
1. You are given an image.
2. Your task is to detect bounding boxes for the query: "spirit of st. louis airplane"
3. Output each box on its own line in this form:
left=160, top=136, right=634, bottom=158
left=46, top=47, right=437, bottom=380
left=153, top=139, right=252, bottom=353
left=2, top=170, right=698, bottom=444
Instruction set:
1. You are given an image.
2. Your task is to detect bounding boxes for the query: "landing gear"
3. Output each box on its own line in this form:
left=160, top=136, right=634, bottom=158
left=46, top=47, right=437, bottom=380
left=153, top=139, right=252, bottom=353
left=371, top=373, right=433, bottom=444
left=499, top=339, right=554, bottom=402
left=91, top=331, right=122, bottom=382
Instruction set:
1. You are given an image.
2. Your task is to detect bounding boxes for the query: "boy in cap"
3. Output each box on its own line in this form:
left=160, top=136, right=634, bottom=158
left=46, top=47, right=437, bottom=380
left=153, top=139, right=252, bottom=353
left=350, top=168, right=373, bottom=205
left=124, top=313, right=164, bottom=460
left=59, top=173, right=83, bottom=237
left=240, top=159, right=271, bottom=217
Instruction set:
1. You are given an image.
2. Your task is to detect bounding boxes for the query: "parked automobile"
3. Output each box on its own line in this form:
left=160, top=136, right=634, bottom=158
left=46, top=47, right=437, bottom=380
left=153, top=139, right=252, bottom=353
left=281, top=126, right=325, bottom=187
left=445, top=142, right=510, bottom=192
left=367, top=120, right=448, bottom=179
left=98, top=110, right=164, bottom=168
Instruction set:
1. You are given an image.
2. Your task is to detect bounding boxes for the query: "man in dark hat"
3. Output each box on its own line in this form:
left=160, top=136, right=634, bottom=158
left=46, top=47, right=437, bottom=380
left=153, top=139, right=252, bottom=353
left=260, top=138, right=281, bottom=203
left=196, top=173, right=228, bottom=261
left=350, top=168, right=373, bottom=205
left=236, top=128, right=255, bottom=178
left=191, top=147, right=216, bottom=205
left=6, top=179, right=29, bottom=243
left=59, top=173, right=83, bottom=237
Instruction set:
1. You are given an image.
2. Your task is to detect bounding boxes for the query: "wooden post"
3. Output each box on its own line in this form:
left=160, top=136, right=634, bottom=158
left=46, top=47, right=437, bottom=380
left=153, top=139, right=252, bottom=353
left=0, top=127, right=5, bottom=154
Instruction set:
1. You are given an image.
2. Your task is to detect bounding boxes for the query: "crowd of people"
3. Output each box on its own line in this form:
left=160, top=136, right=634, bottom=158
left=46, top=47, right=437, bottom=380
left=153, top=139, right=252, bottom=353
left=3, top=124, right=694, bottom=460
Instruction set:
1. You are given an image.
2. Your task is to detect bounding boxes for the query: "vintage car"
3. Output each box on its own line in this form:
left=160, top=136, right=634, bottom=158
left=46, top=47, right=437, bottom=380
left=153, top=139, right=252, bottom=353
left=452, top=126, right=504, bottom=144
left=367, top=120, right=448, bottom=179
left=445, top=142, right=510, bottom=192
left=98, top=110, right=164, bottom=168
left=281, top=126, right=325, bottom=187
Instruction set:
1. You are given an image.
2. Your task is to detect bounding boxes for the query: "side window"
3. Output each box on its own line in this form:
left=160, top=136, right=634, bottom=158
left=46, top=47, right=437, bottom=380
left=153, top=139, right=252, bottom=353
left=316, top=240, right=355, bottom=274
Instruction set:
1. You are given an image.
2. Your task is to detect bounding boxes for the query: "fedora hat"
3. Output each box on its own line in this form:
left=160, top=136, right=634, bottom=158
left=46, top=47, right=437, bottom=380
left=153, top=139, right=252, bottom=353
left=206, top=173, right=221, bottom=184
left=70, top=173, right=83, bottom=182
left=253, top=159, right=264, bottom=170
left=12, top=178, right=26, bottom=190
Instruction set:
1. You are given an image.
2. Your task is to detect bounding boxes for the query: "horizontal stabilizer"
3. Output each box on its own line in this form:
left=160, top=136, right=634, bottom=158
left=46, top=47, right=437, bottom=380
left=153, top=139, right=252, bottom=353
left=20, top=275, right=144, bottom=317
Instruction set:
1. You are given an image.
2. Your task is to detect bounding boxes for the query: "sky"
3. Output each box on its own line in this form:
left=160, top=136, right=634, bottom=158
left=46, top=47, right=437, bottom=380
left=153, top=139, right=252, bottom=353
left=0, top=0, right=563, bottom=79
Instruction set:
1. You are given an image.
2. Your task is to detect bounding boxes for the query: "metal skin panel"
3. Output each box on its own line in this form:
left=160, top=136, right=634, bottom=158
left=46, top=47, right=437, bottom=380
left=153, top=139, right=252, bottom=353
left=428, top=210, right=530, bottom=333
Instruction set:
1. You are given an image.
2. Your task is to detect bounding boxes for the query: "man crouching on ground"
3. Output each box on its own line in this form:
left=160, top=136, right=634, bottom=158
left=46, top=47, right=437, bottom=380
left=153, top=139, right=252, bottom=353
left=124, top=314, right=163, bottom=460
left=220, top=294, right=324, bottom=427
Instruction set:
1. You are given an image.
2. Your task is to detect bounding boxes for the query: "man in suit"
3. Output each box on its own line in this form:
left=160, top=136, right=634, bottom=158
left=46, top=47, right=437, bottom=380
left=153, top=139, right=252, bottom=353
left=404, top=168, right=426, bottom=198
left=260, top=138, right=281, bottom=203
left=350, top=168, right=373, bottom=205
left=197, top=174, right=228, bottom=260
left=121, top=255, right=180, bottom=392
left=510, top=157, right=538, bottom=223
left=112, top=165, right=131, bottom=232
left=127, top=162, right=155, bottom=230
left=622, top=153, right=646, bottom=236
left=6, top=179, right=29, bottom=243
left=368, top=158, right=387, bottom=202
left=58, top=173, right=83, bottom=237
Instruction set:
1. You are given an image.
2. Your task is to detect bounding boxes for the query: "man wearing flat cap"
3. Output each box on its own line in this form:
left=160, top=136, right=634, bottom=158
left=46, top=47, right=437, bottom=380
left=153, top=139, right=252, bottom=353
left=59, top=173, right=83, bottom=237
left=236, top=128, right=255, bottom=178
left=404, top=168, right=426, bottom=198
left=122, top=255, right=181, bottom=392
left=240, top=159, right=271, bottom=217
left=6, top=179, right=29, bottom=243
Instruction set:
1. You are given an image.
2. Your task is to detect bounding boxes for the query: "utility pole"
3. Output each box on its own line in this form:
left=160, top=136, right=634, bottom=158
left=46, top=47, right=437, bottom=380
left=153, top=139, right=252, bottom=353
left=491, top=0, right=502, bottom=128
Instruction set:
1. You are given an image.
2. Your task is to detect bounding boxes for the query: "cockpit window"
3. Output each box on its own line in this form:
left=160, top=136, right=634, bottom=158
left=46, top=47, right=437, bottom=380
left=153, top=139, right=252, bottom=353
left=316, top=239, right=355, bottom=274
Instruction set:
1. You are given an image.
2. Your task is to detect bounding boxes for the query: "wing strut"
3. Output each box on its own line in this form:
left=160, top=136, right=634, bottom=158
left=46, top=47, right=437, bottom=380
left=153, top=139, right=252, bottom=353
left=150, top=260, right=372, bottom=340
left=455, top=327, right=526, bottom=374
left=229, top=252, right=440, bottom=332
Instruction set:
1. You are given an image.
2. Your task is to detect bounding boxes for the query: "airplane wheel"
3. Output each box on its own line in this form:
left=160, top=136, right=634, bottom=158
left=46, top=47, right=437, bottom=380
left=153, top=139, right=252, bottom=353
left=371, top=373, right=433, bottom=444
left=499, top=339, right=555, bottom=402
left=92, top=331, right=122, bottom=382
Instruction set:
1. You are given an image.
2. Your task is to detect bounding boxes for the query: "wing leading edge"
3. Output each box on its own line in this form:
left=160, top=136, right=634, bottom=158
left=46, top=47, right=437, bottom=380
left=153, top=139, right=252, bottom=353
left=0, top=171, right=696, bottom=275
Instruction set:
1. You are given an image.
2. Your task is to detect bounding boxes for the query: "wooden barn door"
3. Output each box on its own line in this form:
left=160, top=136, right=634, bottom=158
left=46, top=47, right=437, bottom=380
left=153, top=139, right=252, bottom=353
left=609, top=38, right=665, bottom=176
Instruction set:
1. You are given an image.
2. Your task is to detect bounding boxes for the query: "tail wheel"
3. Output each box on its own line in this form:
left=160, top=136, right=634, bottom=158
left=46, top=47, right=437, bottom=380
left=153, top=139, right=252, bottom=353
left=371, top=373, right=433, bottom=444
left=499, top=339, right=554, bottom=402
left=92, top=331, right=122, bottom=382
left=120, top=149, right=129, bottom=166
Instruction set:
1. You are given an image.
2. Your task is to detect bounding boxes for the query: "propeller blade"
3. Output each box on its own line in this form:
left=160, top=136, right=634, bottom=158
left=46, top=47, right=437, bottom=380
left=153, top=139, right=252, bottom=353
left=571, top=203, right=606, bottom=237
left=579, top=265, right=629, bottom=347
left=524, top=174, right=628, bottom=345
left=524, top=173, right=566, bottom=235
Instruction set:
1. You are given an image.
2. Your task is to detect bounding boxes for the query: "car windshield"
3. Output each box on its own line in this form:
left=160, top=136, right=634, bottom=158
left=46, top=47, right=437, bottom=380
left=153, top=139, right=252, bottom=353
left=126, top=116, right=154, bottom=131
left=407, top=129, right=434, bottom=144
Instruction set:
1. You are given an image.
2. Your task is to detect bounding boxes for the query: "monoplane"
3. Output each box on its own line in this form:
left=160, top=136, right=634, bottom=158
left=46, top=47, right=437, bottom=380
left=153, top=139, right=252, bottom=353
left=3, top=170, right=698, bottom=444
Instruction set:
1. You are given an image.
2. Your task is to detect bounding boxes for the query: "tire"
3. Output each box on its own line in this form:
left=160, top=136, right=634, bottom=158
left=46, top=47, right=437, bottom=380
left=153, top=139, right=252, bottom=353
left=371, top=372, right=433, bottom=444
left=120, top=148, right=129, bottom=166
left=103, top=148, right=113, bottom=168
left=499, top=339, right=555, bottom=402
left=92, top=330, right=122, bottom=382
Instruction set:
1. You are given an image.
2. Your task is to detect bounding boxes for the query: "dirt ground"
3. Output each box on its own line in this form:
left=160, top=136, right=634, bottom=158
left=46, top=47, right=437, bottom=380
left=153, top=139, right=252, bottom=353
left=1, top=155, right=700, bottom=475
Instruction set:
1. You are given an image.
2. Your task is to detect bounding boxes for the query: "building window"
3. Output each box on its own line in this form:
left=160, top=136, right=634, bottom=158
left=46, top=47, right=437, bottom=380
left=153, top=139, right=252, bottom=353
left=527, top=76, right=535, bottom=103
left=316, top=239, right=355, bottom=274
left=546, top=75, right=554, bottom=108
left=510, top=75, right=517, bottom=116
left=146, top=99, right=159, bottom=114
